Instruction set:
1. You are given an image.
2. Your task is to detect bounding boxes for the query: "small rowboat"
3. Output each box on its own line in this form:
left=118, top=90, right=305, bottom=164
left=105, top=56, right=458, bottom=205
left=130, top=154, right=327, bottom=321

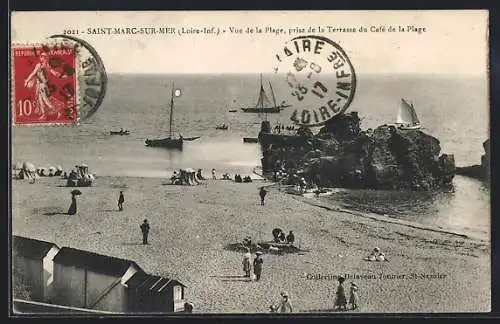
left=243, top=137, right=258, bottom=143
left=110, top=130, right=130, bottom=135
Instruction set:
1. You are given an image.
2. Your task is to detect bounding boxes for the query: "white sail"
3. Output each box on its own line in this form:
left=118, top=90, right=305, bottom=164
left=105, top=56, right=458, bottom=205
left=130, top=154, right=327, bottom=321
left=396, top=98, right=420, bottom=127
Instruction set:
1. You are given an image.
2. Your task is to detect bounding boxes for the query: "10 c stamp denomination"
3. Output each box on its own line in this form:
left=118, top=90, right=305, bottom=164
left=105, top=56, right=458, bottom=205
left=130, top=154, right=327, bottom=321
left=12, top=44, right=78, bottom=124
left=274, top=35, right=357, bottom=126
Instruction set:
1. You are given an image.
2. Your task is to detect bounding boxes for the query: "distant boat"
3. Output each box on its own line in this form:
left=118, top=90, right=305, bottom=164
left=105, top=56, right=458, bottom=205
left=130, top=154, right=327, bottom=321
left=243, top=137, right=259, bottom=143
left=228, top=109, right=237, bottom=113
left=396, top=98, right=422, bottom=130
left=183, top=136, right=201, bottom=141
left=145, top=83, right=199, bottom=149
left=110, top=130, right=130, bottom=136
left=240, top=74, right=288, bottom=114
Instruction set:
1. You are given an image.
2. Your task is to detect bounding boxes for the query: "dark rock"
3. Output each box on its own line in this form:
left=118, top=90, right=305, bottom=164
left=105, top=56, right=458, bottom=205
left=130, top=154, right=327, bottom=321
left=455, top=138, right=489, bottom=181
left=260, top=112, right=456, bottom=191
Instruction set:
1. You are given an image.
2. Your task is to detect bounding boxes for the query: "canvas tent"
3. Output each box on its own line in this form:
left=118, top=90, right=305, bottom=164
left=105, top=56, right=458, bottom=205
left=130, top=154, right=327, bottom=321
left=171, top=169, right=201, bottom=185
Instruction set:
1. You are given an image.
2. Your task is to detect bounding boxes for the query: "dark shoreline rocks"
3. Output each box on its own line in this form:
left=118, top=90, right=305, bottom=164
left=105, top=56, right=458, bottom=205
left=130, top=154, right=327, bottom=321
left=260, top=112, right=456, bottom=191
left=455, top=139, right=490, bottom=182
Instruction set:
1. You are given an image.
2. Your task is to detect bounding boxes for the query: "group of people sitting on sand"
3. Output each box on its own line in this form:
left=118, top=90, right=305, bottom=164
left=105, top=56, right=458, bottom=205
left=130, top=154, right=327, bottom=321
left=364, top=247, right=389, bottom=262
left=272, top=228, right=295, bottom=245
left=234, top=174, right=252, bottom=183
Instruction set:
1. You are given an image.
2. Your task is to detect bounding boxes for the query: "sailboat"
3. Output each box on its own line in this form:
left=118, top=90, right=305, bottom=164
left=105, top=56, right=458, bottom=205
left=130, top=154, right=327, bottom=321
left=240, top=74, right=290, bottom=113
left=145, top=84, right=188, bottom=149
left=396, top=98, right=422, bottom=130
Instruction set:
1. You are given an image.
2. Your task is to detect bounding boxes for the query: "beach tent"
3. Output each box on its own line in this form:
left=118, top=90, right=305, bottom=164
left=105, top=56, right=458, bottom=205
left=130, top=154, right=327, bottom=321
left=48, top=166, right=57, bottom=176
left=179, top=169, right=199, bottom=186
left=21, top=162, right=38, bottom=181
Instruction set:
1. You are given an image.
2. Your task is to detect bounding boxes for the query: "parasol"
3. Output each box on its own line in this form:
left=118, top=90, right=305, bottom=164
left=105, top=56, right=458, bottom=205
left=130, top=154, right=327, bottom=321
left=71, top=189, right=82, bottom=196
left=48, top=166, right=56, bottom=173
left=56, top=165, right=63, bottom=171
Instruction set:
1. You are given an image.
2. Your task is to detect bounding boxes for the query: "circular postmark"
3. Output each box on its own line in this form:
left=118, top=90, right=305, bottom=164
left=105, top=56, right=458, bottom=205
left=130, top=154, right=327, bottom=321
left=274, top=35, right=356, bottom=127
left=48, top=34, right=108, bottom=121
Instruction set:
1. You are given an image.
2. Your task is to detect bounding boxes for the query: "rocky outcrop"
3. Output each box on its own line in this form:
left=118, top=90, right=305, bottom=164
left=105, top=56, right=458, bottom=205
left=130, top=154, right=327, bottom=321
left=455, top=138, right=490, bottom=181
left=261, top=112, right=456, bottom=191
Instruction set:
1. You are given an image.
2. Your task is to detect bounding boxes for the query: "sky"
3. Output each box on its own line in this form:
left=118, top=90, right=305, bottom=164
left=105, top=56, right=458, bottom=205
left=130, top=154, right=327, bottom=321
left=11, top=10, right=488, bottom=75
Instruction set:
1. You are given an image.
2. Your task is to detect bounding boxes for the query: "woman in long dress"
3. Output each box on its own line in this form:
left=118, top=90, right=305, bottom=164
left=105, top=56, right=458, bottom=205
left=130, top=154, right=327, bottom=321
left=334, top=275, right=347, bottom=311
left=23, top=52, right=66, bottom=119
left=67, top=193, right=77, bottom=215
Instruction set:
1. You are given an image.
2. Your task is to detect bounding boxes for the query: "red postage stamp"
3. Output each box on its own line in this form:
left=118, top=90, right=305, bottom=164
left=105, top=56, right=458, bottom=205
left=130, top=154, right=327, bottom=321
left=11, top=45, right=78, bottom=125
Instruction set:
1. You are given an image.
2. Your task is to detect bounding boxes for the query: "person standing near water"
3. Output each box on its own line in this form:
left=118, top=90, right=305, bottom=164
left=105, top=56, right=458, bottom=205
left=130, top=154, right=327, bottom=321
left=118, top=191, right=125, bottom=211
left=212, top=168, right=217, bottom=180
left=259, top=187, right=267, bottom=205
left=67, top=193, right=77, bottom=215
left=140, top=219, right=150, bottom=245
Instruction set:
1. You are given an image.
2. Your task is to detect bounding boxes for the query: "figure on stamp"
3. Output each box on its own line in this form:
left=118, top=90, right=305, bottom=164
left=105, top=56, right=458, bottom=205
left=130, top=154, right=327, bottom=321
left=23, top=52, right=67, bottom=120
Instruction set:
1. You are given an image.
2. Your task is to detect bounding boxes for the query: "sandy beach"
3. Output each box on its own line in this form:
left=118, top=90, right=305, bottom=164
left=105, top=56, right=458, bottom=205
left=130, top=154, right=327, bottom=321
left=11, top=175, right=490, bottom=313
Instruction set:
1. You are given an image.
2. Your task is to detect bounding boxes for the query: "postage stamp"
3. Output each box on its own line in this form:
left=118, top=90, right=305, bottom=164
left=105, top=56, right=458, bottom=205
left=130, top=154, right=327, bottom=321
left=274, top=35, right=357, bottom=126
left=11, top=35, right=108, bottom=126
left=11, top=44, right=78, bottom=125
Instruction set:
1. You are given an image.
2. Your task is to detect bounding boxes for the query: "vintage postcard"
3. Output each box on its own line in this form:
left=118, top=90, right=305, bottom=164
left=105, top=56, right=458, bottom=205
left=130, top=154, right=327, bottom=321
left=10, top=10, right=490, bottom=314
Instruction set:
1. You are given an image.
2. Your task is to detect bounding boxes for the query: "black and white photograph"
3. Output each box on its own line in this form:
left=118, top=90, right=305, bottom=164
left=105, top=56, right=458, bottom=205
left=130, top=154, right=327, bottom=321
left=10, top=10, right=490, bottom=314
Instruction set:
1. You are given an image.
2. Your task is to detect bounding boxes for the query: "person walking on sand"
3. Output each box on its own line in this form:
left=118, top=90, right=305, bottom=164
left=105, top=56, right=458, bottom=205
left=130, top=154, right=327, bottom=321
left=118, top=191, right=125, bottom=211
left=253, top=251, right=263, bottom=281
left=140, top=219, right=150, bottom=245
left=334, top=275, right=348, bottom=311
left=242, top=248, right=252, bottom=277
left=286, top=231, right=295, bottom=245
left=278, top=291, right=293, bottom=313
left=212, top=168, right=217, bottom=180
left=67, top=193, right=77, bottom=215
left=259, top=187, right=267, bottom=205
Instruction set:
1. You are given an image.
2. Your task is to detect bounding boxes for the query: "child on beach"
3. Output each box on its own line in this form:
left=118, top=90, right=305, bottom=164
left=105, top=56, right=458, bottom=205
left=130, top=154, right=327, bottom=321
left=349, top=282, right=359, bottom=310
left=259, top=187, right=267, bottom=205
left=334, top=275, right=347, bottom=311
left=278, top=291, right=293, bottom=312
left=242, top=248, right=252, bottom=277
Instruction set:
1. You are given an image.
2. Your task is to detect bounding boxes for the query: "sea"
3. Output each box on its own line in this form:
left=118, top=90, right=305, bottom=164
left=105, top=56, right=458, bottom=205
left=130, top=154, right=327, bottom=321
left=11, top=73, right=490, bottom=241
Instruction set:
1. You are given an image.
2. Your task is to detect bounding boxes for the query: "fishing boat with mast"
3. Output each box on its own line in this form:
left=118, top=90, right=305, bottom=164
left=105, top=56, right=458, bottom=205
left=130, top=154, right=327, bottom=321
left=396, top=98, right=422, bottom=130
left=240, top=74, right=291, bottom=113
left=145, top=84, right=199, bottom=149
